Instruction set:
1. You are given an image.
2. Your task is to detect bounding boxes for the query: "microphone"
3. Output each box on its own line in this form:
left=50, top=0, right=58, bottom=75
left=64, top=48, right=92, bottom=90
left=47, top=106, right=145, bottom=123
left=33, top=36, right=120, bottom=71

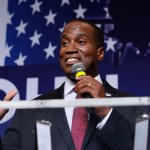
left=72, top=62, right=86, bottom=78
left=72, top=62, right=94, bottom=114
left=72, top=62, right=92, bottom=98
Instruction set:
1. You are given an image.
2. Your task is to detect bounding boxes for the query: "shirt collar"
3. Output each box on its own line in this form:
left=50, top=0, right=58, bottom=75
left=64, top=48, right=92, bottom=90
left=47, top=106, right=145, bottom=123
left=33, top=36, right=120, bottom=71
left=64, top=74, right=102, bottom=96
left=95, top=74, right=103, bottom=84
left=64, top=77, right=75, bottom=96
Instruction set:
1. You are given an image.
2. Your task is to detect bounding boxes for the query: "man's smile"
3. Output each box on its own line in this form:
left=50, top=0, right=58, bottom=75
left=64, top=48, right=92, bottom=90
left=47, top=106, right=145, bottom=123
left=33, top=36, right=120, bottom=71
left=65, top=57, right=81, bottom=65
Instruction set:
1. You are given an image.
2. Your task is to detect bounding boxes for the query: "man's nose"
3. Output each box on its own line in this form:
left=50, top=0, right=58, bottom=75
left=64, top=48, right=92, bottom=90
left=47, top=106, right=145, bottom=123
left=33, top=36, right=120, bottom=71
left=66, top=44, right=79, bottom=54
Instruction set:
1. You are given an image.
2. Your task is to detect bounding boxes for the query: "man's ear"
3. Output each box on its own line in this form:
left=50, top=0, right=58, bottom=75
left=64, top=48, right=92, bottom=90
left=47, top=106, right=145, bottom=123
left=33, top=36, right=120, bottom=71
left=97, top=47, right=104, bottom=61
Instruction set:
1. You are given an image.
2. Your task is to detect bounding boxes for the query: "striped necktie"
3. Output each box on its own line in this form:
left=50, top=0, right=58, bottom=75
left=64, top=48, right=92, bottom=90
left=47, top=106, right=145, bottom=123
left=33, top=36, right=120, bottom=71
left=71, top=93, right=88, bottom=150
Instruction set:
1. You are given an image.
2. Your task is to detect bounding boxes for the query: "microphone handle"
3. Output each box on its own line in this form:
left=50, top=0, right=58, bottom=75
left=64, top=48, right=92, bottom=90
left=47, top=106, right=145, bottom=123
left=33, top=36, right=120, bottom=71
left=83, top=93, right=95, bottom=114
left=83, top=93, right=92, bottom=98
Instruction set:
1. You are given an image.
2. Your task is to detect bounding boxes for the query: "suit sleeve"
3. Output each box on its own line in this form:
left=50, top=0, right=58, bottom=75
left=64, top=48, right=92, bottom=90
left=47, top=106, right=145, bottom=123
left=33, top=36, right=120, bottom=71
left=2, top=110, right=22, bottom=150
left=95, top=109, right=134, bottom=150
left=2, top=109, right=36, bottom=150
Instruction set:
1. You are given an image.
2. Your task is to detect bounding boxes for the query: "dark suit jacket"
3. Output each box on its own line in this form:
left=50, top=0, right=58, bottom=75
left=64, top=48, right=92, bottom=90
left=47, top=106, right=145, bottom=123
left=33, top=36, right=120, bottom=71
left=2, top=80, right=134, bottom=150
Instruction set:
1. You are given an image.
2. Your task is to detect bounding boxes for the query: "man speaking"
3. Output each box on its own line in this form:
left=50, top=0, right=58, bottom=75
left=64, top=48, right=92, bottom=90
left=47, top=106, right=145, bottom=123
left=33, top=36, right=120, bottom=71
left=2, top=18, right=133, bottom=150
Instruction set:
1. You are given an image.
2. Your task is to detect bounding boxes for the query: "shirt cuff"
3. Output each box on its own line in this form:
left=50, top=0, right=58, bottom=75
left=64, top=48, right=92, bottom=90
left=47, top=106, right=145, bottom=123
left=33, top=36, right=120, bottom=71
left=96, top=108, right=113, bottom=130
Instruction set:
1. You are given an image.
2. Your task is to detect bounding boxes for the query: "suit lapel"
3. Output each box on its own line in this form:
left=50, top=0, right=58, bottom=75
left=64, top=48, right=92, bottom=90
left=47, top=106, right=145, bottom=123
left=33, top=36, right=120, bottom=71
left=102, top=79, right=130, bottom=97
left=102, top=79, right=117, bottom=97
left=50, top=108, right=75, bottom=150
left=82, top=114, right=99, bottom=149
left=49, top=84, right=75, bottom=150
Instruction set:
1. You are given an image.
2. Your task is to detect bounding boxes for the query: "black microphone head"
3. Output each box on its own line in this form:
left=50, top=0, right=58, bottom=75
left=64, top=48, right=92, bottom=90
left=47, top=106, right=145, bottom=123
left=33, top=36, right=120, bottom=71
left=72, top=62, right=86, bottom=74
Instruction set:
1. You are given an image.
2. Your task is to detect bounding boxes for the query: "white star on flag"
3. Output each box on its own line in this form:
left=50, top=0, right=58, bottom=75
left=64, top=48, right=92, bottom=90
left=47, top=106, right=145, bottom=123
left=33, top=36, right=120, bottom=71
left=6, top=13, right=14, bottom=25
left=61, top=0, right=70, bottom=6
left=43, top=42, right=57, bottom=59
left=30, top=0, right=43, bottom=15
left=105, top=37, right=117, bottom=52
left=4, top=44, right=13, bottom=58
left=95, top=24, right=102, bottom=28
left=73, top=4, right=87, bottom=18
left=18, top=0, right=27, bottom=5
left=44, top=10, right=57, bottom=26
left=103, top=7, right=111, bottom=19
left=58, top=22, right=66, bottom=33
left=29, top=30, right=42, bottom=47
left=14, top=52, right=27, bottom=66
left=15, top=20, right=28, bottom=37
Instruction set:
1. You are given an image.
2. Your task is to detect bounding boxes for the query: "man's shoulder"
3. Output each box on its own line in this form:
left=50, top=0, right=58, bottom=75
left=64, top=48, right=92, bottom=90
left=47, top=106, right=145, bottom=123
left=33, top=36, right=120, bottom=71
left=34, top=83, right=64, bottom=100
left=13, top=83, right=65, bottom=118
left=102, top=79, right=133, bottom=97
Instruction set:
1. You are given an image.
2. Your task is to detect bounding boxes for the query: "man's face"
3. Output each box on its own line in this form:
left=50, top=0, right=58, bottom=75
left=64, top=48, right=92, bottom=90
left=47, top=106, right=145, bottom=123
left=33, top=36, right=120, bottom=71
left=59, top=21, right=103, bottom=79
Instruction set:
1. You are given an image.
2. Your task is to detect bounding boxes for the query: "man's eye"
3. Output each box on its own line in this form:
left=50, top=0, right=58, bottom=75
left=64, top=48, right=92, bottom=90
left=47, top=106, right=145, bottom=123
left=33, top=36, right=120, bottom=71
left=78, top=40, right=86, bottom=45
left=62, top=41, right=69, bottom=46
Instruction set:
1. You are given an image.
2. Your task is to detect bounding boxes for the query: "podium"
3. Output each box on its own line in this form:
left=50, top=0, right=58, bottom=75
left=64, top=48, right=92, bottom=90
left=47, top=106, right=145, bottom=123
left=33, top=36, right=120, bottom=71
left=134, top=114, right=150, bottom=150
left=0, top=96, right=150, bottom=149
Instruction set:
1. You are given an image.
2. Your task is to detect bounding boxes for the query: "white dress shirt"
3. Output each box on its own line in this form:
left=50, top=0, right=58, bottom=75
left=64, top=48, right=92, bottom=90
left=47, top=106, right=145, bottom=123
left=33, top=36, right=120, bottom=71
left=64, top=75, right=113, bottom=130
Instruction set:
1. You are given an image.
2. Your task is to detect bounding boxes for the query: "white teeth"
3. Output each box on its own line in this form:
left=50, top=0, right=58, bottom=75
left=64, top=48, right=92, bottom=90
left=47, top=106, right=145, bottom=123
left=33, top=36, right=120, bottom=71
left=67, top=58, right=78, bottom=62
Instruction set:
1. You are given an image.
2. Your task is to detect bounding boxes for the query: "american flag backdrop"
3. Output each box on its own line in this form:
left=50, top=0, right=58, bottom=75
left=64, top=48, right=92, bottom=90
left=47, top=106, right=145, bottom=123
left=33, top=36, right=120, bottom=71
left=0, top=0, right=109, bottom=66
left=0, top=0, right=150, bottom=135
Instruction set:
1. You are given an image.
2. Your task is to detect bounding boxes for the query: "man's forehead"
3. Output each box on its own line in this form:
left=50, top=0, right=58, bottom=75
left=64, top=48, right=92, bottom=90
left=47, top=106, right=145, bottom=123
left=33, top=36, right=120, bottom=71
left=63, top=22, right=93, bottom=33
